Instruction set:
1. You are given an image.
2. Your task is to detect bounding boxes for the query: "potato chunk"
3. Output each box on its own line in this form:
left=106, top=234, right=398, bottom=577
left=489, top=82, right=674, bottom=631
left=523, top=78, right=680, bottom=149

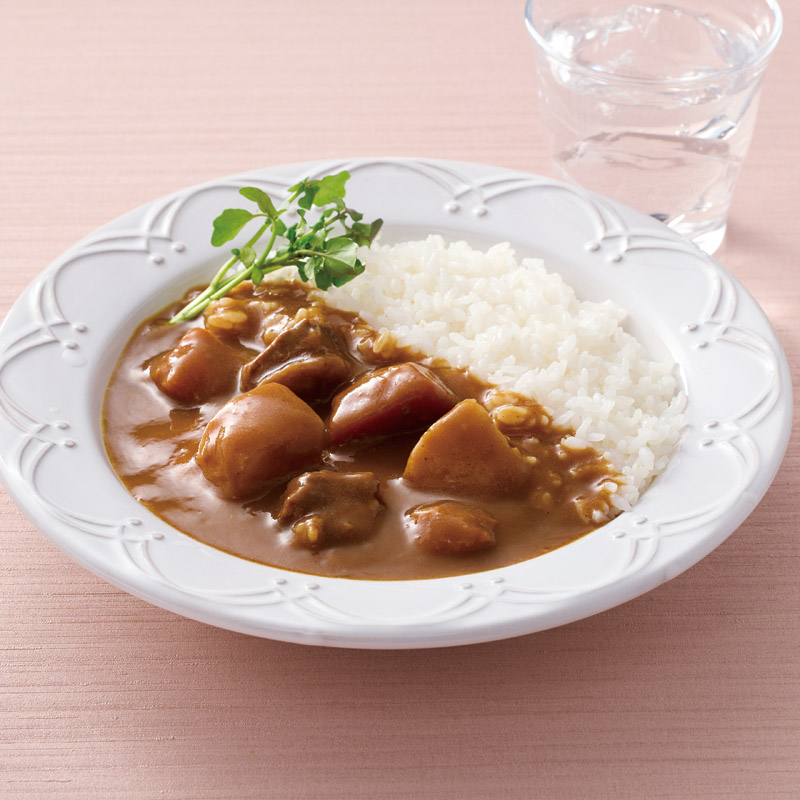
left=328, top=363, right=457, bottom=445
left=196, top=383, right=325, bottom=499
left=403, top=399, right=531, bottom=497
left=150, top=328, right=242, bottom=404
left=277, top=471, right=383, bottom=549
left=406, top=501, right=497, bottom=555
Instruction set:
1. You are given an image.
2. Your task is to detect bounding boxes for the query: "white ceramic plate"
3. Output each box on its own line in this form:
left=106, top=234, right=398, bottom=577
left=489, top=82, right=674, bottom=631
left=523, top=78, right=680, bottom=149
left=0, top=158, right=791, bottom=648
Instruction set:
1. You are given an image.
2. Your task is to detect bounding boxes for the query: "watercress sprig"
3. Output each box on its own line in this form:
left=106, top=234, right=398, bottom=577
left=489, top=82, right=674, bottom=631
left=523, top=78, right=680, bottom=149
left=170, top=171, right=382, bottom=323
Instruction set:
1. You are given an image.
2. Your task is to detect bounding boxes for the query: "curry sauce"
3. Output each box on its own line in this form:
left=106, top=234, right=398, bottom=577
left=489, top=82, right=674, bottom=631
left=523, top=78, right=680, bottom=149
left=103, top=281, right=620, bottom=579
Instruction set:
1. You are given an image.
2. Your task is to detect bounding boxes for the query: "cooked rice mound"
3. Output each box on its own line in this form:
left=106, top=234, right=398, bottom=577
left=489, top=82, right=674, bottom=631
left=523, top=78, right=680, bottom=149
left=318, top=235, right=686, bottom=513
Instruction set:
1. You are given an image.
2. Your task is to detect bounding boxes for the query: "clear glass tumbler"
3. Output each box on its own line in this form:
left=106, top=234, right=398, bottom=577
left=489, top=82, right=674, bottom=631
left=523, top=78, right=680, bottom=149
left=524, top=0, right=783, bottom=253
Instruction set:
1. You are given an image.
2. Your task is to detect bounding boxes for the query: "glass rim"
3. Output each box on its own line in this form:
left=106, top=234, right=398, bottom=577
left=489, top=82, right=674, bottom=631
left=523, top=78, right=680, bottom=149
left=523, top=0, right=784, bottom=86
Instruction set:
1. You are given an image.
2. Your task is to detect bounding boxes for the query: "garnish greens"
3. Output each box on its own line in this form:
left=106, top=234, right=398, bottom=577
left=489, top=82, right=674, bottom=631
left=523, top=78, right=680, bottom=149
left=170, top=171, right=382, bottom=323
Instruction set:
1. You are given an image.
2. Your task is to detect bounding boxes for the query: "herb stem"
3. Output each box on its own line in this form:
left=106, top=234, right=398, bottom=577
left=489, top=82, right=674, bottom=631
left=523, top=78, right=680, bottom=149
left=169, top=172, right=381, bottom=323
left=170, top=221, right=269, bottom=322
left=255, top=224, right=279, bottom=269
left=185, top=249, right=309, bottom=313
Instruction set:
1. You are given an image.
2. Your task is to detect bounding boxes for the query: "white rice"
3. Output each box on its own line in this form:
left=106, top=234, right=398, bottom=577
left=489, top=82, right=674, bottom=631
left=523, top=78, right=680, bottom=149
left=317, top=235, right=686, bottom=513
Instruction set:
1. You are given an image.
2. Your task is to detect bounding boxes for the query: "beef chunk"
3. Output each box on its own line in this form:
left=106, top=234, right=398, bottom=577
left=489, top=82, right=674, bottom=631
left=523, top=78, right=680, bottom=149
left=259, top=355, right=352, bottom=404
left=196, top=382, right=325, bottom=499
left=277, top=471, right=384, bottom=549
left=403, top=399, right=531, bottom=498
left=240, top=318, right=352, bottom=403
left=406, top=501, right=497, bottom=555
left=149, top=328, right=243, bottom=404
left=328, top=363, right=457, bottom=445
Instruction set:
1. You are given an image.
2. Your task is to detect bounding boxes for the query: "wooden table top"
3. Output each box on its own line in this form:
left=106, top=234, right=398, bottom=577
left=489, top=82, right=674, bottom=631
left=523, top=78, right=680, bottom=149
left=1, top=2, right=797, bottom=798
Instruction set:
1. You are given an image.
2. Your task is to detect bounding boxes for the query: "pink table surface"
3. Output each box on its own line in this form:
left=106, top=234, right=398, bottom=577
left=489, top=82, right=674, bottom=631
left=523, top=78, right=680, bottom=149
left=1, top=2, right=798, bottom=798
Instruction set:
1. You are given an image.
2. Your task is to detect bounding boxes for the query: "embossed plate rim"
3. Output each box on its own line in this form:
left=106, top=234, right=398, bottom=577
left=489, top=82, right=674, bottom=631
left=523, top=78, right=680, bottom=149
left=0, top=158, right=792, bottom=648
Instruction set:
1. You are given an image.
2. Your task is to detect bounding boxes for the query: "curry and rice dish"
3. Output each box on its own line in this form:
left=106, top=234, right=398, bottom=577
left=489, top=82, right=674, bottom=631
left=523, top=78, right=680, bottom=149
left=103, top=237, right=686, bottom=580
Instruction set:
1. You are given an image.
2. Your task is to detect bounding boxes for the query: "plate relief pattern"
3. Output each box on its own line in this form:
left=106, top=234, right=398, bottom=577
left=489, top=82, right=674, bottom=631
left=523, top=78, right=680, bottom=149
left=0, top=159, right=786, bottom=638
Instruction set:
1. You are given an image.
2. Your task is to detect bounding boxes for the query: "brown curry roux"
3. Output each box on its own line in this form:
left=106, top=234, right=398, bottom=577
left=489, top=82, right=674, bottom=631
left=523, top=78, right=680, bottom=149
left=102, top=281, right=619, bottom=579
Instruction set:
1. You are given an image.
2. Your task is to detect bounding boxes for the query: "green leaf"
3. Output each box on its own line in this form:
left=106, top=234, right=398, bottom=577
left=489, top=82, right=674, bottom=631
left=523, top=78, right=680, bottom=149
left=312, top=171, right=350, bottom=206
left=287, top=178, right=307, bottom=196
left=288, top=178, right=319, bottom=210
left=368, top=218, right=383, bottom=241
left=349, top=218, right=383, bottom=246
left=322, top=236, right=359, bottom=275
left=211, top=208, right=255, bottom=246
left=239, top=187, right=279, bottom=217
left=349, top=222, right=371, bottom=245
left=332, top=259, right=365, bottom=287
left=297, top=228, right=326, bottom=252
left=238, top=244, right=257, bottom=268
left=310, top=228, right=327, bottom=249
left=296, top=186, right=318, bottom=210
left=171, top=170, right=381, bottom=318
left=312, top=257, right=333, bottom=290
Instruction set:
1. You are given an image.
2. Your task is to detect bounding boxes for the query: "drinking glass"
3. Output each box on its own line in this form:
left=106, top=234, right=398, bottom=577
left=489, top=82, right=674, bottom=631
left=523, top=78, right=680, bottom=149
left=524, top=0, right=783, bottom=253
